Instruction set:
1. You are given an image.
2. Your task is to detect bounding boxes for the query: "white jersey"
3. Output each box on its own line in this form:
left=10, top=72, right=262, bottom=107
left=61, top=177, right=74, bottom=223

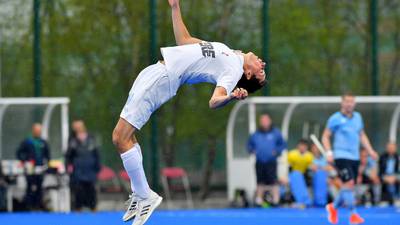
left=161, top=42, right=244, bottom=95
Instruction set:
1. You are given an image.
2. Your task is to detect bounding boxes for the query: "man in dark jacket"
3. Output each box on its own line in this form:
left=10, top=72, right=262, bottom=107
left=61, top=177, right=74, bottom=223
left=379, top=142, right=399, bottom=204
left=16, top=123, right=50, bottom=210
left=247, top=113, right=287, bottom=206
left=0, top=160, right=7, bottom=211
left=66, top=120, right=101, bottom=211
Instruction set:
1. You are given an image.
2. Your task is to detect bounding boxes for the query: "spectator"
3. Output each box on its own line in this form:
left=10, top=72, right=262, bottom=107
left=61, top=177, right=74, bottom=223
left=247, top=113, right=287, bottom=206
left=0, top=160, right=6, bottom=211
left=68, top=120, right=80, bottom=143
left=310, top=143, right=335, bottom=207
left=66, top=120, right=101, bottom=211
left=287, top=139, right=313, bottom=207
left=287, top=139, right=314, bottom=175
left=16, top=123, right=50, bottom=210
left=310, top=143, right=338, bottom=188
left=357, top=148, right=380, bottom=205
left=379, top=142, right=399, bottom=204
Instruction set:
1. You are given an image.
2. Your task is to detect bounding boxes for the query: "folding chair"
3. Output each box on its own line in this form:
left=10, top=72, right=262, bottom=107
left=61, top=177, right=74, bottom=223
left=97, top=166, right=121, bottom=193
left=161, top=167, right=193, bottom=209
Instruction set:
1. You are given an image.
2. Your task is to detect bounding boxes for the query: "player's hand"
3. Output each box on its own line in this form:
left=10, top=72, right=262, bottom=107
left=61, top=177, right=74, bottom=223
left=168, top=0, right=179, bottom=8
left=369, top=150, right=378, bottom=160
left=326, top=151, right=334, bottom=164
left=231, top=88, right=248, bottom=100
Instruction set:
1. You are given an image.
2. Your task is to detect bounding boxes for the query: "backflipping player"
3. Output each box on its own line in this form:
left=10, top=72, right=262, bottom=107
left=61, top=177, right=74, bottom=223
left=112, top=0, right=266, bottom=224
left=322, top=93, right=378, bottom=225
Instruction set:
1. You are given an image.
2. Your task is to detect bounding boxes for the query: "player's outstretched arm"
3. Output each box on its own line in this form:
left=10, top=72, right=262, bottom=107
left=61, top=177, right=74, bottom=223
left=321, top=128, right=332, bottom=151
left=321, top=128, right=334, bottom=162
left=360, top=130, right=378, bottom=160
left=168, top=0, right=203, bottom=45
left=209, top=87, right=247, bottom=109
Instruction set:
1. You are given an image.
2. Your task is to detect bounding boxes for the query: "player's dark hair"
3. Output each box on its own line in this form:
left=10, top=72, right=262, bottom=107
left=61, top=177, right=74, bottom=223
left=298, top=138, right=309, bottom=146
left=236, top=74, right=266, bottom=93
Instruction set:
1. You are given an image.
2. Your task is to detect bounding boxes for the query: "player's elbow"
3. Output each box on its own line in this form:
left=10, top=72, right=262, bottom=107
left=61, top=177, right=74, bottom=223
left=321, top=132, right=330, bottom=141
left=209, top=99, right=218, bottom=109
left=209, top=102, right=216, bottom=109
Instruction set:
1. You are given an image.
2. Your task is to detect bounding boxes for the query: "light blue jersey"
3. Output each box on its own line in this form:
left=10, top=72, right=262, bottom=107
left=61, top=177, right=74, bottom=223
left=326, top=111, right=364, bottom=160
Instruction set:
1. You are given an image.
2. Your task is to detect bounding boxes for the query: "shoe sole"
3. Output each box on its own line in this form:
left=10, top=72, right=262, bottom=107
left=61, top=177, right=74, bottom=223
left=123, top=210, right=137, bottom=222
left=123, top=200, right=139, bottom=222
left=137, top=196, right=163, bottom=225
left=349, top=220, right=364, bottom=225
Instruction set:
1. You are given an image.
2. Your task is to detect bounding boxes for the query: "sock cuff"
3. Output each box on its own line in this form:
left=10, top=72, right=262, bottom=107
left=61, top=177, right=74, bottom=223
left=120, top=143, right=142, bottom=161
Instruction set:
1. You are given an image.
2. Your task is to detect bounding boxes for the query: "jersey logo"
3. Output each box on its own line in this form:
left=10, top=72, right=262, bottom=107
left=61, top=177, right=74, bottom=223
left=199, top=42, right=215, bottom=58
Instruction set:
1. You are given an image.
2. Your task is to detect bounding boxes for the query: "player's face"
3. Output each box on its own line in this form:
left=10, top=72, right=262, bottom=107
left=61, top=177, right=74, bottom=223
left=32, top=123, right=42, bottom=138
left=387, top=143, right=397, bottom=155
left=341, top=96, right=356, bottom=114
left=311, top=144, right=320, bottom=156
left=244, top=52, right=266, bottom=83
left=298, top=143, right=308, bottom=153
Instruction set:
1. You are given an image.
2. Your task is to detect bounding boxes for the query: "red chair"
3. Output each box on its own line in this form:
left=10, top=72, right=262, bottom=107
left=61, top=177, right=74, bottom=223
left=97, top=166, right=121, bottom=193
left=161, top=167, right=193, bottom=208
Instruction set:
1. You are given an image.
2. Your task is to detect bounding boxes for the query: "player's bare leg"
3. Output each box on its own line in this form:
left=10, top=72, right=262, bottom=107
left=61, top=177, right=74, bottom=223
left=113, top=118, right=162, bottom=224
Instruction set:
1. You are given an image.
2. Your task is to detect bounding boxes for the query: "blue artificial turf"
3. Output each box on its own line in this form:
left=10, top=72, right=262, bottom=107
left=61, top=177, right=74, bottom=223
left=1, top=207, right=399, bottom=225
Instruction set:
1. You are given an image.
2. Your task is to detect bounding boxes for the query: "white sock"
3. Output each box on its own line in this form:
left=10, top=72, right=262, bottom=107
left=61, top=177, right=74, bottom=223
left=120, top=144, right=150, bottom=198
left=129, top=147, right=144, bottom=194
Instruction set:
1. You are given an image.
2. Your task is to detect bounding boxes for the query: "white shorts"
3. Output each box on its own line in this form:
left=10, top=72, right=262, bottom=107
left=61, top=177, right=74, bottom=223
left=120, top=62, right=174, bottom=130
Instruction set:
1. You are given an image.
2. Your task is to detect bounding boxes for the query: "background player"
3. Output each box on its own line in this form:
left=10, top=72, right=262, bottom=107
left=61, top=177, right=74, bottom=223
left=112, top=0, right=266, bottom=224
left=322, top=93, right=378, bottom=224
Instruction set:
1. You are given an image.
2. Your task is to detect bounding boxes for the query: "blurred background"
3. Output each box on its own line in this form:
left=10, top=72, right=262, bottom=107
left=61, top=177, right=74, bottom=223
left=0, top=0, right=399, bottom=223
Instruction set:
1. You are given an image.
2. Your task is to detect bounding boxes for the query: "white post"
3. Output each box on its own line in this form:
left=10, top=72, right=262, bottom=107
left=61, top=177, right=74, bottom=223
left=248, top=103, right=256, bottom=134
left=41, top=104, right=56, bottom=140
left=0, top=104, right=9, bottom=158
left=389, top=104, right=400, bottom=143
left=61, top=104, right=69, bottom=153
left=281, top=102, right=298, bottom=140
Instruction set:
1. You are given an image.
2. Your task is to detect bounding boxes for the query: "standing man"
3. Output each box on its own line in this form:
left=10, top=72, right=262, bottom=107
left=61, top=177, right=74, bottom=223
left=66, top=120, right=101, bottom=211
left=322, top=93, right=378, bottom=224
left=247, top=113, right=287, bottom=206
left=16, top=123, right=51, bottom=210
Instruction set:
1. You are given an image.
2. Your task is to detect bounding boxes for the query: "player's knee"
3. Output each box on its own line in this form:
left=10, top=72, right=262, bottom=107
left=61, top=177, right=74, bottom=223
left=112, top=128, right=128, bottom=151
